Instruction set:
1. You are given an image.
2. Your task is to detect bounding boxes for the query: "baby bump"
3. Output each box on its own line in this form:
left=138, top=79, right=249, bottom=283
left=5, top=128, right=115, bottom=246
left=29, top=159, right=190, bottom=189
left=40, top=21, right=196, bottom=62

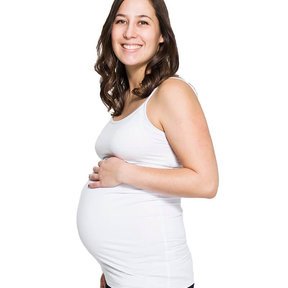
left=77, top=180, right=186, bottom=260
left=76, top=180, right=114, bottom=254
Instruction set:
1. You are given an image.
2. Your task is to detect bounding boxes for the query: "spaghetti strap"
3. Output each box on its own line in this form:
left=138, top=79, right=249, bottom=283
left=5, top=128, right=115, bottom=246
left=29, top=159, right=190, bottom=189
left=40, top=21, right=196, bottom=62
left=168, top=76, right=199, bottom=97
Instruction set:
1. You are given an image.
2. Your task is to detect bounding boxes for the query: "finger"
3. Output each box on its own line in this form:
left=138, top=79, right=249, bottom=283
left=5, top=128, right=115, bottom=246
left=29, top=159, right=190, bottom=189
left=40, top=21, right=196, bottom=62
left=93, top=166, right=100, bottom=173
left=98, top=158, right=107, bottom=166
left=88, top=181, right=101, bottom=189
left=89, top=173, right=99, bottom=181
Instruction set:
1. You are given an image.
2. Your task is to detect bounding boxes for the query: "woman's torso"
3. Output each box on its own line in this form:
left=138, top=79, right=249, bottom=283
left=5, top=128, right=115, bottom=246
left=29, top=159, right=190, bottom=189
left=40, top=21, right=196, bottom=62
left=77, top=77, right=196, bottom=288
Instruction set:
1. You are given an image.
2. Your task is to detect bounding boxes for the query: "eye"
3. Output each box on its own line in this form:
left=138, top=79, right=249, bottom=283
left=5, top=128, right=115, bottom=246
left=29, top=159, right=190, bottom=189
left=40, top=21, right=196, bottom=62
left=115, top=19, right=126, bottom=24
left=139, top=21, right=149, bottom=25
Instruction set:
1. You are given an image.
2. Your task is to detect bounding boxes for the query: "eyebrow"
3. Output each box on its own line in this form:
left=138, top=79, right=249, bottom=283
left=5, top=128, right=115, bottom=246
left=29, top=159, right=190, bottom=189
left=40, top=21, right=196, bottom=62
left=115, top=14, right=153, bottom=21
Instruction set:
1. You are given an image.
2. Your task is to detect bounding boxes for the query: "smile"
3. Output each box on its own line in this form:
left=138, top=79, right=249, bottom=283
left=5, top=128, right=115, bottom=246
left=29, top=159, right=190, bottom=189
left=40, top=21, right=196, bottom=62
left=122, top=44, right=142, bottom=50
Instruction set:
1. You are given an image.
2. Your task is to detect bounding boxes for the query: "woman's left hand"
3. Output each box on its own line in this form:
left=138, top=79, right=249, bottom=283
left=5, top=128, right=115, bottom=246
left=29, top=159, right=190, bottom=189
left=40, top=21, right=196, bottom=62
left=88, top=157, right=126, bottom=188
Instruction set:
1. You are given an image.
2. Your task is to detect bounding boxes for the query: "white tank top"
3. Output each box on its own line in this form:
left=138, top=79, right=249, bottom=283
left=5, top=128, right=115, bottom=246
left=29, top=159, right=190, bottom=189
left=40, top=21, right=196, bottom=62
left=77, top=77, right=196, bottom=288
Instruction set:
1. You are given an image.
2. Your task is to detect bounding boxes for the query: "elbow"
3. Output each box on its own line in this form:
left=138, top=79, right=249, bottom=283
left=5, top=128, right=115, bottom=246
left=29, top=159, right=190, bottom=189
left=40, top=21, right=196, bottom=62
left=206, top=187, right=218, bottom=199
left=186, top=168, right=219, bottom=198
left=201, top=177, right=219, bottom=199
left=202, top=167, right=219, bottom=199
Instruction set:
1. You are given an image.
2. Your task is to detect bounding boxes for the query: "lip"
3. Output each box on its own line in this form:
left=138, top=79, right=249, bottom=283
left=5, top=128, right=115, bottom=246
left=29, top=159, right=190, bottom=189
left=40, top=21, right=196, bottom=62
left=121, top=43, right=143, bottom=52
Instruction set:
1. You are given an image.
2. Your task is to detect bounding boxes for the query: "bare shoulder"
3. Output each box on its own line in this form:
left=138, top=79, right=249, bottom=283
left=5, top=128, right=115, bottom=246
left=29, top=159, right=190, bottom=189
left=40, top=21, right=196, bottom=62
left=155, top=77, right=202, bottom=122
left=146, top=77, right=203, bottom=132
left=158, top=77, right=197, bottom=96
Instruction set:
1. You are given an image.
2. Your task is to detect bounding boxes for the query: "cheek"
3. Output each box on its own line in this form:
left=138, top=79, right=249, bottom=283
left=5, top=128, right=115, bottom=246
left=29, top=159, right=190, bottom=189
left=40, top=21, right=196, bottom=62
left=145, top=30, right=162, bottom=48
left=111, top=30, right=118, bottom=51
left=111, top=26, right=120, bottom=41
left=111, top=29, right=116, bottom=43
left=148, top=36, right=162, bottom=50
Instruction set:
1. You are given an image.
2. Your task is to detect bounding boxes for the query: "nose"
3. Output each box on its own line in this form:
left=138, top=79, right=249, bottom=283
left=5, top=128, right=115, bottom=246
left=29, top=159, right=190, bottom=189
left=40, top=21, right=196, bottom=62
left=123, top=23, right=137, bottom=39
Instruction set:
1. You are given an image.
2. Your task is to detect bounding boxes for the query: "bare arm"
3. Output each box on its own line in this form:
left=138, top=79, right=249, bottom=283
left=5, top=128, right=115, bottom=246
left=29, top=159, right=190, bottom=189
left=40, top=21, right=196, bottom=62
left=89, top=79, right=218, bottom=198
left=120, top=79, right=218, bottom=198
left=120, top=164, right=216, bottom=198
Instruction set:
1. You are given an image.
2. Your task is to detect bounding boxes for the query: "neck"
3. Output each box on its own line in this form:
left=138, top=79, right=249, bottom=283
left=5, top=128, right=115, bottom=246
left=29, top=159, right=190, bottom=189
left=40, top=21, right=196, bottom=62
left=125, top=65, right=147, bottom=91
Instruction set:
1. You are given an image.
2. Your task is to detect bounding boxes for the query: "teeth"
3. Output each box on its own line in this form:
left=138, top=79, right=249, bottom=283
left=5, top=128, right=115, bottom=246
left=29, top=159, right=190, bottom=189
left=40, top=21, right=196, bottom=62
left=123, top=44, right=142, bottom=49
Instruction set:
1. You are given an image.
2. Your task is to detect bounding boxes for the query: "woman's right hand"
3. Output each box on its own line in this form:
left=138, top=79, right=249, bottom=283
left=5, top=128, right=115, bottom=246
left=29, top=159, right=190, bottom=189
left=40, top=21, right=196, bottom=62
left=100, top=273, right=106, bottom=288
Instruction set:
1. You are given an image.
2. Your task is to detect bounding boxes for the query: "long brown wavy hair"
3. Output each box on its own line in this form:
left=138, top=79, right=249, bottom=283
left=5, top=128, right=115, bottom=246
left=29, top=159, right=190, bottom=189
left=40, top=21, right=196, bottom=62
left=94, top=0, right=179, bottom=116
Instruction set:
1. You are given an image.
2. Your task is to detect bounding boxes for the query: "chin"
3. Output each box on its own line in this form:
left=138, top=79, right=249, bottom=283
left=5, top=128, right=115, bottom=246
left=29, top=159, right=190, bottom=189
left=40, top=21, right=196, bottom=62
left=120, top=59, right=148, bottom=69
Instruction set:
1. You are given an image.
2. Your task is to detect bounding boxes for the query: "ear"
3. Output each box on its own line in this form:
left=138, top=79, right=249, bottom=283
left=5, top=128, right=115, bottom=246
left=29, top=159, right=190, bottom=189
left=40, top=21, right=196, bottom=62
left=159, top=34, right=164, bottom=44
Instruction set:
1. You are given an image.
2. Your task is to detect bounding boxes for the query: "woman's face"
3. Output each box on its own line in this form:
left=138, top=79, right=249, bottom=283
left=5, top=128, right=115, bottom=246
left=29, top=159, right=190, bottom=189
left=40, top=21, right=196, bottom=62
left=111, top=0, right=164, bottom=71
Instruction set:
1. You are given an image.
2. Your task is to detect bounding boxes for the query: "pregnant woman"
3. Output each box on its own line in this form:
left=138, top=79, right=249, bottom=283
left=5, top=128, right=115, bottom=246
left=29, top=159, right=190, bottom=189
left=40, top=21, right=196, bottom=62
left=77, top=0, right=219, bottom=287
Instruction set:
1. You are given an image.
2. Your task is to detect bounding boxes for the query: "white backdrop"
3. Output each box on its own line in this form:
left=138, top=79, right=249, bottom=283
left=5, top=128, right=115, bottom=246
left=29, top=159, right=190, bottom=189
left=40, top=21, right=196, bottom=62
left=0, top=0, right=287, bottom=287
